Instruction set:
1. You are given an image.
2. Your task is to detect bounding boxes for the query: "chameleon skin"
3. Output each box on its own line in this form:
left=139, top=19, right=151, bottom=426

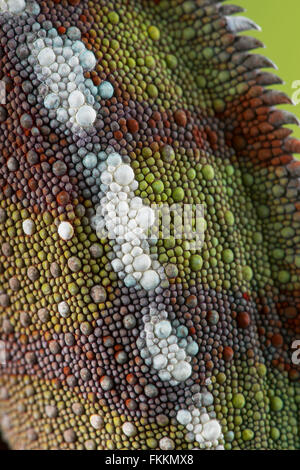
left=0, top=0, right=299, bottom=450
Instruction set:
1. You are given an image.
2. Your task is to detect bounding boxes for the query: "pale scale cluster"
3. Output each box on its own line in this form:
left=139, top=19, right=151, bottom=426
left=28, top=27, right=100, bottom=132
left=0, top=0, right=26, bottom=14
left=177, top=406, right=224, bottom=450
left=92, top=153, right=165, bottom=291
left=138, top=307, right=199, bottom=384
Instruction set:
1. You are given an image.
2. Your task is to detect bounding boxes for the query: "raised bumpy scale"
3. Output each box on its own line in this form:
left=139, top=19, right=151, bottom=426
left=0, top=0, right=299, bottom=451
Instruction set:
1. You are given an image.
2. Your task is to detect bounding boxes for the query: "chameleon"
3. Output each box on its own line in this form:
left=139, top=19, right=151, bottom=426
left=0, top=0, right=299, bottom=451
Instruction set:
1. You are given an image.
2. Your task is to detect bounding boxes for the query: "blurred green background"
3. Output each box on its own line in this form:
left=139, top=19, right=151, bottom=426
left=224, top=0, right=300, bottom=140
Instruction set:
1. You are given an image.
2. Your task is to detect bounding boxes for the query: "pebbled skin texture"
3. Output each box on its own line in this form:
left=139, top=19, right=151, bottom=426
left=0, top=0, right=299, bottom=450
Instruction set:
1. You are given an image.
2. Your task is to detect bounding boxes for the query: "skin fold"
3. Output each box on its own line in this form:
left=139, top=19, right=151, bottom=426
left=0, top=0, right=299, bottom=450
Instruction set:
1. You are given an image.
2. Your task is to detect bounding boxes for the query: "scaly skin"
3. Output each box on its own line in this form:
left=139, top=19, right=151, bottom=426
left=0, top=0, right=299, bottom=450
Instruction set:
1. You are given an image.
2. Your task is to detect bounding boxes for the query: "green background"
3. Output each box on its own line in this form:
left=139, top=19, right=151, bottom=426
left=224, top=0, right=300, bottom=141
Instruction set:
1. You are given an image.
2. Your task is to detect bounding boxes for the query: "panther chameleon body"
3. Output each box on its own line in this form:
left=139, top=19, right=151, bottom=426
left=0, top=0, right=299, bottom=450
